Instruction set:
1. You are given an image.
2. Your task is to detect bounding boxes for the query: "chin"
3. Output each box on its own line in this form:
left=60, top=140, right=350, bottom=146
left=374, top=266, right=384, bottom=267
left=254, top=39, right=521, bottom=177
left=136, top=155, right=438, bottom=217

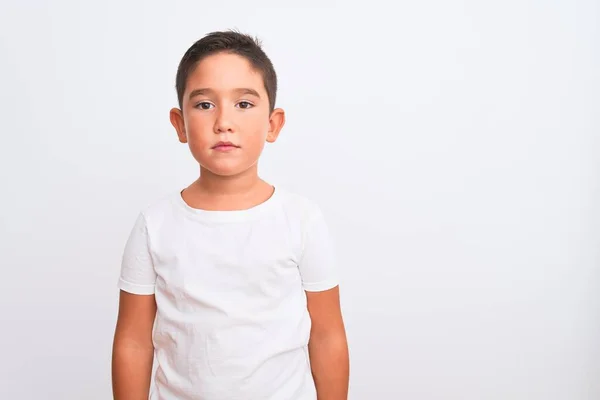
left=201, top=161, right=255, bottom=177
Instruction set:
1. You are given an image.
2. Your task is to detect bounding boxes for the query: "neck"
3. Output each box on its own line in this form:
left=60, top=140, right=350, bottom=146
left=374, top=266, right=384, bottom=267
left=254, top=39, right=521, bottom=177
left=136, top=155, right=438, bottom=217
left=195, top=165, right=264, bottom=197
left=181, top=165, right=274, bottom=211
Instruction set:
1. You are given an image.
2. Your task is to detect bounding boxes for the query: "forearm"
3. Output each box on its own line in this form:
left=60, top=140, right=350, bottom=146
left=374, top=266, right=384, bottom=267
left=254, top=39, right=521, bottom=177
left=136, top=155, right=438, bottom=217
left=308, top=332, right=350, bottom=400
left=112, top=338, right=154, bottom=400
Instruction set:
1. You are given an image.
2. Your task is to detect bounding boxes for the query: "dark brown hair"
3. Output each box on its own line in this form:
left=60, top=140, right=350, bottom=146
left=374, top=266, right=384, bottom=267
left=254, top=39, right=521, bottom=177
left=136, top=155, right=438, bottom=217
left=175, top=30, right=278, bottom=113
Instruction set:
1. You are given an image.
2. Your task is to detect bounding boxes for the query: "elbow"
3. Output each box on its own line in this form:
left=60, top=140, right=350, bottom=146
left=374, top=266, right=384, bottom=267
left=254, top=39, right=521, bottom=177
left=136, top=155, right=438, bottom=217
left=309, top=329, right=349, bottom=358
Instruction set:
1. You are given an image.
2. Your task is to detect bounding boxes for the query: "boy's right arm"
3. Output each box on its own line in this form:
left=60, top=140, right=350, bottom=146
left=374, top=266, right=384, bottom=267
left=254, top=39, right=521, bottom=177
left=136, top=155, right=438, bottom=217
left=112, top=290, right=157, bottom=400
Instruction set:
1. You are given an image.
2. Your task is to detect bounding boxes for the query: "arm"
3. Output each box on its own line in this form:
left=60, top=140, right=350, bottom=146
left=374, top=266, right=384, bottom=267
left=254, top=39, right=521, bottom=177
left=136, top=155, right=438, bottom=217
left=307, top=285, right=349, bottom=400
left=112, top=290, right=157, bottom=400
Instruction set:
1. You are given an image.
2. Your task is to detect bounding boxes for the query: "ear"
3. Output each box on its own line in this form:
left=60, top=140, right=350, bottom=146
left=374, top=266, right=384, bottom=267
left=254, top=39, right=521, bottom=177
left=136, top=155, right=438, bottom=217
left=266, top=108, right=285, bottom=143
left=169, top=108, right=187, bottom=143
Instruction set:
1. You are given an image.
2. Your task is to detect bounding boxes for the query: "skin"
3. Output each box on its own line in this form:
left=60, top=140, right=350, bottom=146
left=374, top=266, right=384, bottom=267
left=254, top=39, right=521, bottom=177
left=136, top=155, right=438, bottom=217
left=171, top=51, right=285, bottom=210
left=111, top=52, right=349, bottom=399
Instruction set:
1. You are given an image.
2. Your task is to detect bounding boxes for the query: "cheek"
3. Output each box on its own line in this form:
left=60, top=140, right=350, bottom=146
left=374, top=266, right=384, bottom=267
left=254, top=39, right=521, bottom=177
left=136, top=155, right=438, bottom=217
left=243, top=114, right=270, bottom=137
left=185, top=116, right=212, bottom=142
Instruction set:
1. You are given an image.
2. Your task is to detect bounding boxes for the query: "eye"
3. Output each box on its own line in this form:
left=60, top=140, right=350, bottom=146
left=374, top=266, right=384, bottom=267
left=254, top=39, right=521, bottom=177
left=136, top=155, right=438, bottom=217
left=236, top=101, right=254, bottom=109
left=195, top=101, right=214, bottom=110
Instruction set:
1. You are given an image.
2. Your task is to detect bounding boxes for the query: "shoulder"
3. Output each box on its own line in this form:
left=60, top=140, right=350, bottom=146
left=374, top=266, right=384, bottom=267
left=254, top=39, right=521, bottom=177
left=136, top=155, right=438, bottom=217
left=275, top=187, right=327, bottom=226
left=135, top=190, right=182, bottom=224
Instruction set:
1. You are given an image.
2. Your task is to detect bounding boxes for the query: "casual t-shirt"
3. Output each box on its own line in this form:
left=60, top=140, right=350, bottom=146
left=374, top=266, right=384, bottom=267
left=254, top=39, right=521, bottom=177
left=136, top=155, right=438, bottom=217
left=118, top=187, right=338, bottom=400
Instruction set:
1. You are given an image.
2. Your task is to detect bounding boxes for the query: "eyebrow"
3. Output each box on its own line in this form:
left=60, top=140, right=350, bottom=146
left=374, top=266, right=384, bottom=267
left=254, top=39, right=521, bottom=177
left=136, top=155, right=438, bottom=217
left=188, top=88, right=261, bottom=100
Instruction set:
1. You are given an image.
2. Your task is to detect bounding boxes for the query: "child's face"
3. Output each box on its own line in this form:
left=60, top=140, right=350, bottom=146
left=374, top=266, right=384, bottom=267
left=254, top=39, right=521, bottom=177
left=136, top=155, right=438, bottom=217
left=170, top=52, right=284, bottom=177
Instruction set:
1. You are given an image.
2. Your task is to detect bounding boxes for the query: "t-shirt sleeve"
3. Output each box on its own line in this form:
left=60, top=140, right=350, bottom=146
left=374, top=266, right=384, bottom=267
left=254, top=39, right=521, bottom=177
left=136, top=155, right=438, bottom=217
left=298, top=206, right=339, bottom=292
left=118, top=212, right=157, bottom=295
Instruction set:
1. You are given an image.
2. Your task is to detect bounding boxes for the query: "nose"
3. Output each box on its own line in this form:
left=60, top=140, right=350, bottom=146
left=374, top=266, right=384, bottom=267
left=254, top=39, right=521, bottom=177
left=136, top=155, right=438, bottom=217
left=214, top=107, right=235, bottom=134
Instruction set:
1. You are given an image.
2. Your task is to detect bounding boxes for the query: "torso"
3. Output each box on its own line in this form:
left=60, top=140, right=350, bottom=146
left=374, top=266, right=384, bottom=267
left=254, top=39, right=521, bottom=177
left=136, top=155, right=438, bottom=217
left=144, top=188, right=318, bottom=400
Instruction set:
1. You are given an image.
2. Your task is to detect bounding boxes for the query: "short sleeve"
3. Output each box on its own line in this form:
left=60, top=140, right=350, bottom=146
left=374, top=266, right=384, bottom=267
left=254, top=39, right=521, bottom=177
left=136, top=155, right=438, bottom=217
left=298, top=207, right=339, bottom=292
left=118, top=213, right=157, bottom=295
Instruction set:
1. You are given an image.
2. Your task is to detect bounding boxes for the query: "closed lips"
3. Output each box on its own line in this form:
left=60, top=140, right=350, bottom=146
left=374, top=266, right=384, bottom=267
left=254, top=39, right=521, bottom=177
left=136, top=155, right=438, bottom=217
left=212, top=141, right=239, bottom=149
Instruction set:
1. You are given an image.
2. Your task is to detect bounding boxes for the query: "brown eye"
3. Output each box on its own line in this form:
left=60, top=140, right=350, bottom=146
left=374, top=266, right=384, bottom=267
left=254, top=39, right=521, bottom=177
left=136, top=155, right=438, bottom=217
left=196, top=102, right=214, bottom=110
left=237, top=101, right=253, bottom=109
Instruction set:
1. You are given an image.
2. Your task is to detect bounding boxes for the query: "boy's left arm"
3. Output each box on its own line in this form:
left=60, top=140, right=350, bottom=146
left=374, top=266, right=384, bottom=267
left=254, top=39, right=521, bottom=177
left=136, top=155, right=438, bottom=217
left=306, top=285, right=349, bottom=400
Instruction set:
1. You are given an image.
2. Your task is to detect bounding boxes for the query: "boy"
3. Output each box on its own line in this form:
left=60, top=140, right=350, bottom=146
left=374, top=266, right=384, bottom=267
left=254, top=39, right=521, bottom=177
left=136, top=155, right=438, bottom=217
left=111, top=30, right=349, bottom=400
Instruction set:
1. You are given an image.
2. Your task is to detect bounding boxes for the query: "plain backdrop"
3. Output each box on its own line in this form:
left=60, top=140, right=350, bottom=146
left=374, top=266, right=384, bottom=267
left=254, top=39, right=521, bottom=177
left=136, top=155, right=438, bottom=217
left=0, top=1, right=598, bottom=399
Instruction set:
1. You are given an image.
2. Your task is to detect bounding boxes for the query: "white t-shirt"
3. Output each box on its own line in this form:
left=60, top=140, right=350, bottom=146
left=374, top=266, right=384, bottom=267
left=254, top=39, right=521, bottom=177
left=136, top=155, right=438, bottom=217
left=118, top=187, right=338, bottom=400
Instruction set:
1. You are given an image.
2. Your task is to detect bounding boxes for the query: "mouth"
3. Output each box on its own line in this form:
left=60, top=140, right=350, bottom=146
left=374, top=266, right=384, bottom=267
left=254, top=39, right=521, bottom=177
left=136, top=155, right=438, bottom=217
left=212, top=141, right=240, bottom=151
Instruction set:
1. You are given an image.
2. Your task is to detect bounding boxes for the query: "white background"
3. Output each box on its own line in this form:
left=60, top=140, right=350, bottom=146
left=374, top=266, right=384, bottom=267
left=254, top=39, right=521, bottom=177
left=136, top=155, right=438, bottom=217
left=1, top=1, right=598, bottom=399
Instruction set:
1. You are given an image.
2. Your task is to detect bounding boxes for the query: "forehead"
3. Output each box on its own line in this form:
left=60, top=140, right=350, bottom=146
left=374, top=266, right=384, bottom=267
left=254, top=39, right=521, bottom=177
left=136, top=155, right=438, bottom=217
left=186, top=52, right=265, bottom=94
